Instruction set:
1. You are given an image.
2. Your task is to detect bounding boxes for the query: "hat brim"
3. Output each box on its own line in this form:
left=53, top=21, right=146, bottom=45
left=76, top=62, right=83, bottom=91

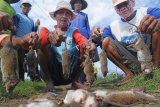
left=113, top=0, right=128, bottom=6
left=49, top=8, right=75, bottom=20
left=70, top=0, right=88, bottom=10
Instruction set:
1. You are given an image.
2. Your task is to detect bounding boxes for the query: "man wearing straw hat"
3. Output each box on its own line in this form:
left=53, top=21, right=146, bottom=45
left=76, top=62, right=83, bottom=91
left=91, top=0, right=160, bottom=81
left=38, top=0, right=95, bottom=91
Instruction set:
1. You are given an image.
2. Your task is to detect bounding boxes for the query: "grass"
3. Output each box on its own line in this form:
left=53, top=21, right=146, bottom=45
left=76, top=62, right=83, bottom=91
left=0, top=80, right=45, bottom=103
left=93, top=69, right=160, bottom=93
left=117, top=69, right=160, bottom=92
left=0, top=69, right=160, bottom=103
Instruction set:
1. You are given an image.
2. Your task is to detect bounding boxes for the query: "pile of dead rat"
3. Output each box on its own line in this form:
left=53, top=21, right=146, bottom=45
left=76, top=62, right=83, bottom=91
left=19, top=88, right=160, bottom=107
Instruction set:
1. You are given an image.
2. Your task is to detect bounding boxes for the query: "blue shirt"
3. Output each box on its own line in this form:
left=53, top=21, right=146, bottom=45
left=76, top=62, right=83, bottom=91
left=102, top=7, right=160, bottom=41
left=69, top=11, right=90, bottom=39
left=13, top=13, right=38, bottom=37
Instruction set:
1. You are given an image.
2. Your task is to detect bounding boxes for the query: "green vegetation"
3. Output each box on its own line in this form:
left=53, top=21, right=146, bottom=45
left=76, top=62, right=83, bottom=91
left=0, top=69, right=160, bottom=103
left=93, top=69, right=160, bottom=93
left=0, top=80, right=45, bottom=103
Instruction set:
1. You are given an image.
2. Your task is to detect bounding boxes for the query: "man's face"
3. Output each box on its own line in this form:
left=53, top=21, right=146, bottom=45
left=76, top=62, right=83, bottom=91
left=55, top=9, right=72, bottom=28
left=74, top=0, right=82, bottom=11
left=114, top=0, right=134, bottom=20
left=21, top=4, right=31, bottom=14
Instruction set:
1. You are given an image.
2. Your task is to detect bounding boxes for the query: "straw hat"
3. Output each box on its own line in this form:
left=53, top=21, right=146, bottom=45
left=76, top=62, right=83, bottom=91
left=112, top=0, right=128, bottom=6
left=49, top=0, right=75, bottom=19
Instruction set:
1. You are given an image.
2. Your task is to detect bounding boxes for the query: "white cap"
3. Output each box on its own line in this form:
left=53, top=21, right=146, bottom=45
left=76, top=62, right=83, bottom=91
left=112, top=0, right=128, bottom=6
left=21, top=0, right=32, bottom=7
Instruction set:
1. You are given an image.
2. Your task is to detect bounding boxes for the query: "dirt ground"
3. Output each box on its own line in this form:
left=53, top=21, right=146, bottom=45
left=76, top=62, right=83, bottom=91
left=0, top=90, right=67, bottom=107
left=1, top=87, right=160, bottom=107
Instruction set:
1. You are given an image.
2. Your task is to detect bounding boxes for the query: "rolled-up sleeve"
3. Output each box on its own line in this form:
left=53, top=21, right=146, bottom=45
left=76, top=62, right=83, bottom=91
left=147, top=7, right=160, bottom=19
left=73, top=29, right=88, bottom=48
left=102, top=26, right=115, bottom=39
left=0, top=34, right=9, bottom=47
left=39, top=27, right=49, bottom=48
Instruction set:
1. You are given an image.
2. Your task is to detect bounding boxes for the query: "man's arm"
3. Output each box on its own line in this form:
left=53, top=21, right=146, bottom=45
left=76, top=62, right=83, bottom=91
left=0, top=34, right=8, bottom=46
left=91, top=26, right=115, bottom=47
left=39, top=27, right=67, bottom=48
left=73, top=29, right=96, bottom=59
left=0, top=32, right=38, bottom=49
left=102, top=26, right=115, bottom=40
left=39, top=27, right=50, bottom=48
left=73, top=29, right=88, bottom=48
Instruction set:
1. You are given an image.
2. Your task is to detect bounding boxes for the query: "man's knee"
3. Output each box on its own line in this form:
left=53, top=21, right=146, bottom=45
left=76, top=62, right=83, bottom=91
left=102, top=37, right=111, bottom=49
left=152, top=30, right=160, bottom=39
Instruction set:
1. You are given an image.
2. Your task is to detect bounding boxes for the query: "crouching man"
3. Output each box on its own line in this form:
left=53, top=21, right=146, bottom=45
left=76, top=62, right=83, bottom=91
left=91, top=0, right=160, bottom=81
left=38, top=0, right=96, bottom=91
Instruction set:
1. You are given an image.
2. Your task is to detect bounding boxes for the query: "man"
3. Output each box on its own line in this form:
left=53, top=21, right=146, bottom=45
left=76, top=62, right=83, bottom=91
left=0, top=0, right=38, bottom=49
left=69, top=0, right=99, bottom=83
left=0, top=0, right=39, bottom=90
left=0, top=0, right=38, bottom=82
left=14, top=1, right=40, bottom=37
left=91, top=0, right=160, bottom=80
left=69, top=0, right=90, bottom=39
left=38, top=0, right=95, bottom=91
left=13, top=1, right=40, bottom=80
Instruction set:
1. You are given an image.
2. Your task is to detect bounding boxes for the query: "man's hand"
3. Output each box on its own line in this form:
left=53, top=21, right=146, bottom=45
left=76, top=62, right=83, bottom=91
left=0, top=32, right=39, bottom=49
left=47, top=28, right=66, bottom=46
left=89, top=42, right=96, bottom=53
left=0, top=11, right=16, bottom=32
left=91, top=26, right=104, bottom=43
left=12, top=32, right=39, bottom=49
left=139, top=14, right=160, bottom=34
left=80, top=42, right=96, bottom=60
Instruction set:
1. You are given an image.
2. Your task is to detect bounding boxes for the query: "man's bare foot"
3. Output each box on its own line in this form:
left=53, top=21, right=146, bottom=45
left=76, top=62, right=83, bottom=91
left=84, top=82, right=91, bottom=87
left=71, top=82, right=91, bottom=90
left=122, top=74, right=134, bottom=81
left=115, top=74, right=134, bottom=86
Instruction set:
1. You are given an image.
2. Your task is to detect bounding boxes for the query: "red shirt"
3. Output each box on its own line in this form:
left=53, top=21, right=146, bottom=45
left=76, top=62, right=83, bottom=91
left=39, top=26, right=88, bottom=49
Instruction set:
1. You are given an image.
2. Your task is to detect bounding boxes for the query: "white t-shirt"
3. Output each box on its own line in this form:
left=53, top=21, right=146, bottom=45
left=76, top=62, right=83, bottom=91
left=110, top=7, right=147, bottom=44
